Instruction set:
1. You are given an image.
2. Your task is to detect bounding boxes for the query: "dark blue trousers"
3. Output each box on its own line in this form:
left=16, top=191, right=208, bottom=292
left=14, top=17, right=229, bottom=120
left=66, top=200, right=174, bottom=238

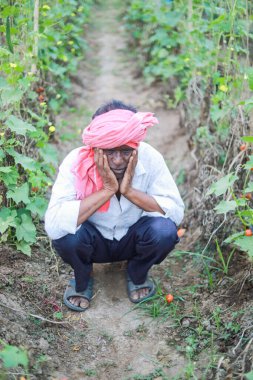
left=52, top=216, right=179, bottom=292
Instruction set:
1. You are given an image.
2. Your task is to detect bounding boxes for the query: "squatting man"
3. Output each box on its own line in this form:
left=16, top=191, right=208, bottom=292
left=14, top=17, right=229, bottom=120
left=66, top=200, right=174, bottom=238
left=45, top=100, right=184, bottom=311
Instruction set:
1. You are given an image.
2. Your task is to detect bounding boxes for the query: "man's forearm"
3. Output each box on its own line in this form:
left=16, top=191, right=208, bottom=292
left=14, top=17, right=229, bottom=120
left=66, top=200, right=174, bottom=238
left=77, top=189, right=115, bottom=226
left=123, top=188, right=165, bottom=214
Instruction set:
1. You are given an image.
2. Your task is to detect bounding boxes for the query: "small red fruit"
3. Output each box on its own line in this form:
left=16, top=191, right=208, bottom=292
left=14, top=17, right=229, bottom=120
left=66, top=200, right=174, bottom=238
left=36, top=86, right=45, bottom=94
left=239, top=144, right=247, bottom=151
left=245, top=193, right=252, bottom=200
left=32, top=186, right=39, bottom=192
left=38, top=94, right=45, bottom=102
left=165, top=294, right=174, bottom=304
left=245, top=229, right=253, bottom=236
left=177, top=228, right=186, bottom=238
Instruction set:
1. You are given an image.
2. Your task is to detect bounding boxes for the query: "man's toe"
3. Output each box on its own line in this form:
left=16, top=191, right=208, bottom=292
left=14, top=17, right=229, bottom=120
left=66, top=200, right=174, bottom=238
left=131, top=291, right=139, bottom=300
left=80, top=299, right=89, bottom=309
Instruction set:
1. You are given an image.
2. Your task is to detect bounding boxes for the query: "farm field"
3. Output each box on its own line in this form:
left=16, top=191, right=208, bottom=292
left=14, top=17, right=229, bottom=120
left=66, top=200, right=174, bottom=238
left=0, top=1, right=252, bottom=379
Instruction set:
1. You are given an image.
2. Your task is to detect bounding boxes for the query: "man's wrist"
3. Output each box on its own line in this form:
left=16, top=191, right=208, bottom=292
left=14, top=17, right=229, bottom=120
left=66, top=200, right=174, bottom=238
left=102, top=188, right=116, bottom=197
left=121, top=187, right=134, bottom=198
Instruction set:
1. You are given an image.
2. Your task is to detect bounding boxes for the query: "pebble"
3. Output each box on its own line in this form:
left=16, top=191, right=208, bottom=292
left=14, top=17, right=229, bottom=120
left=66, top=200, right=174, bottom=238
left=39, top=337, right=49, bottom=351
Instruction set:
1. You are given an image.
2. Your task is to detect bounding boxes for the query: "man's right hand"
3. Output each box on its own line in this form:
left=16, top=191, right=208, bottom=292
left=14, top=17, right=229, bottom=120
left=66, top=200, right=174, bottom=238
left=94, top=149, right=119, bottom=193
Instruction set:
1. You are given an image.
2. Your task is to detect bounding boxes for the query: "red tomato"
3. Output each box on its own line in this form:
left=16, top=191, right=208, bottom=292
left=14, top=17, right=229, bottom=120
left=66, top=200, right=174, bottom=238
left=165, top=294, right=174, bottom=304
left=38, top=94, right=45, bottom=102
left=177, top=228, right=186, bottom=238
left=245, top=229, right=253, bottom=236
left=239, top=144, right=247, bottom=151
left=36, top=86, right=45, bottom=93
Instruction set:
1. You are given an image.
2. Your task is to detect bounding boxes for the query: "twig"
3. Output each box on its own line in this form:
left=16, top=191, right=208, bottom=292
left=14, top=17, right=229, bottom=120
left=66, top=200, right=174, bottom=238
left=0, top=301, right=70, bottom=326
left=190, top=148, right=198, bottom=169
left=202, top=215, right=227, bottom=255
left=215, top=356, right=225, bottom=380
left=238, top=270, right=252, bottom=296
left=239, top=338, right=253, bottom=379
left=232, top=325, right=253, bottom=354
left=233, top=337, right=253, bottom=364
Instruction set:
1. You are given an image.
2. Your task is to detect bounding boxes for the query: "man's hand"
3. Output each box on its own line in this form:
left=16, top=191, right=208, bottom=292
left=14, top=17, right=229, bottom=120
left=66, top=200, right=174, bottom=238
left=119, top=150, right=138, bottom=196
left=94, top=149, right=119, bottom=193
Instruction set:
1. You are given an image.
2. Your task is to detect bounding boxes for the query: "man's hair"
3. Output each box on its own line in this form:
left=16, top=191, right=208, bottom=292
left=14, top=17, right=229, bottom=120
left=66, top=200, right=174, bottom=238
left=92, top=100, right=137, bottom=119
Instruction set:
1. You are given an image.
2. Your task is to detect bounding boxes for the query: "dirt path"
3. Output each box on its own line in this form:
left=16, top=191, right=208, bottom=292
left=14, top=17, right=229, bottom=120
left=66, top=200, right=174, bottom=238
left=52, top=1, right=192, bottom=379
left=0, top=1, right=193, bottom=379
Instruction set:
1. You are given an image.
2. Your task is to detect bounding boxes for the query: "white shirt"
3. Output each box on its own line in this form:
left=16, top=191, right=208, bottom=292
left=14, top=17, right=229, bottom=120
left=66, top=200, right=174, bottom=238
left=44, top=142, right=184, bottom=240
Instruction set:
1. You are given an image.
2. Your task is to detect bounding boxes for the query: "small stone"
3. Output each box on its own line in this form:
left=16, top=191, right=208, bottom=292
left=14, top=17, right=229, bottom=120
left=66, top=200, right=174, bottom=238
left=181, top=318, right=190, bottom=328
left=39, top=337, right=49, bottom=351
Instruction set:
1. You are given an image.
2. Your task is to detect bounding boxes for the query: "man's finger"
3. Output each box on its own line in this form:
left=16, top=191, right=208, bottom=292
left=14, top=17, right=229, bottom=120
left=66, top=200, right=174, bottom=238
left=103, top=154, right=110, bottom=171
left=125, top=156, right=134, bottom=175
left=97, top=149, right=103, bottom=168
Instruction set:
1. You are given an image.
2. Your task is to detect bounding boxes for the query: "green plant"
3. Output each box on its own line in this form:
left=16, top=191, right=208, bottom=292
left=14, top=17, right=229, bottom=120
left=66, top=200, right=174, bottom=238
left=0, top=341, right=29, bottom=377
left=0, top=0, right=94, bottom=255
left=207, top=138, right=253, bottom=260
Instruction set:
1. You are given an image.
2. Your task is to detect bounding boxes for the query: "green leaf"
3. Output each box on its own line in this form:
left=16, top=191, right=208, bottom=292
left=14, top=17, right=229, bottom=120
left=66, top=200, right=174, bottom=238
left=244, top=155, right=253, bottom=170
left=224, top=231, right=244, bottom=244
left=39, top=144, right=58, bottom=164
left=16, top=240, right=32, bottom=256
left=0, top=149, right=5, bottom=161
left=0, top=166, right=19, bottom=186
left=247, top=67, right=253, bottom=91
left=5, top=115, right=36, bottom=136
left=1, top=87, right=24, bottom=106
left=245, top=370, right=253, bottom=380
left=0, top=344, right=28, bottom=369
left=244, top=182, right=253, bottom=193
left=0, top=47, right=11, bottom=57
left=207, top=174, right=238, bottom=196
left=234, top=236, right=253, bottom=258
left=26, top=197, right=48, bottom=218
left=214, top=200, right=237, bottom=214
left=7, top=183, right=30, bottom=205
left=242, top=136, right=253, bottom=143
left=236, top=198, right=247, bottom=206
left=6, top=148, right=38, bottom=171
left=0, top=207, right=17, bottom=234
left=15, top=213, right=36, bottom=243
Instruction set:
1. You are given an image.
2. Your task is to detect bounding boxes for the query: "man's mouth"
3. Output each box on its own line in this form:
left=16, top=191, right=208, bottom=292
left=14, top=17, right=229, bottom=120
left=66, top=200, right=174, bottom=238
left=112, top=168, right=126, bottom=175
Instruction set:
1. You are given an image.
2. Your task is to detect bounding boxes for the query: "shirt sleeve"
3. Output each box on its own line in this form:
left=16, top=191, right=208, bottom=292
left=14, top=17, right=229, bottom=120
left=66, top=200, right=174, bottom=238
left=44, top=149, right=81, bottom=240
left=143, top=150, right=184, bottom=226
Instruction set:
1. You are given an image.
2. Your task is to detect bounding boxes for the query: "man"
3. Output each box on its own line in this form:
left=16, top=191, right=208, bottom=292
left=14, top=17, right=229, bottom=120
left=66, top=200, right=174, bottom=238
left=45, top=100, right=184, bottom=312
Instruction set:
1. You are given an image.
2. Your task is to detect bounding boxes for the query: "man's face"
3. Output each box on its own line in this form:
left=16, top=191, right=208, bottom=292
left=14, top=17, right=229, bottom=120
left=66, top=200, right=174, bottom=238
left=103, top=145, right=135, bottom=179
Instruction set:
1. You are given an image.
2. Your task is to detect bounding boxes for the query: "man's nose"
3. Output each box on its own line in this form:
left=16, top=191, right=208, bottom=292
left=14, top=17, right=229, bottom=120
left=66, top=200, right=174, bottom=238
left=112, top=151, right=124, bottom=165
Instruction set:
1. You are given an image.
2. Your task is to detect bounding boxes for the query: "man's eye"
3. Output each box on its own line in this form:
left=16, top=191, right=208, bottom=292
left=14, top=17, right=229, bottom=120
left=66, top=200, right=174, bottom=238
left=106, top=150, right=114, bottom=155
left=122, top=150, right=132, bottom=154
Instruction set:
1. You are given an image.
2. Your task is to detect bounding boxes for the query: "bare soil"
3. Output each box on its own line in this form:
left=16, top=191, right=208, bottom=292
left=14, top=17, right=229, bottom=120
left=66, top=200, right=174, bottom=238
left=0, top=1, right=252, bottom=380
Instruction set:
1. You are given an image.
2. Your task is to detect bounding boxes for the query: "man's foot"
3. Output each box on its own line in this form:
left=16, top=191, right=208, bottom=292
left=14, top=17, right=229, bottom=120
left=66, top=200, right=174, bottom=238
left=126, top=274, right=156, bottom=303
left=68, top=296, right=89, bottom=309
left=130, top=287, right=151, bottom=301
left=63, top=278, right=93, bottom=312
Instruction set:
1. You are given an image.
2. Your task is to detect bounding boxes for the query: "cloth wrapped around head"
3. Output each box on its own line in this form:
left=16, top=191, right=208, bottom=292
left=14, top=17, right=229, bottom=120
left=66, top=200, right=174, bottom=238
left=72, top=109, right=158, bottom=212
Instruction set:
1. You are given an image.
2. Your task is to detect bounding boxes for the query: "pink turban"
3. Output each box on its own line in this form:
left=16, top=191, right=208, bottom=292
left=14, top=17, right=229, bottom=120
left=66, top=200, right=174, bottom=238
left=72, top=109, right=158, bottom=211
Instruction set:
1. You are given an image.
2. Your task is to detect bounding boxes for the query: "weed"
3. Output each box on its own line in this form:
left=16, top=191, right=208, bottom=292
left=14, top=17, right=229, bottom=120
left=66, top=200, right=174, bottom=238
left=84, top=368, right=97, bottom=377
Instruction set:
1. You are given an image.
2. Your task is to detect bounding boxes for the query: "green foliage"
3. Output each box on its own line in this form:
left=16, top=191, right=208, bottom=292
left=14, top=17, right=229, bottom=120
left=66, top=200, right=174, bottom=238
left=208, top=150, right=253, bottom=260
left=0, top=0, right=94, bottom=254
left=126, top=0, right=253, bottom=267
left=0, top=342, right=28, bottom=370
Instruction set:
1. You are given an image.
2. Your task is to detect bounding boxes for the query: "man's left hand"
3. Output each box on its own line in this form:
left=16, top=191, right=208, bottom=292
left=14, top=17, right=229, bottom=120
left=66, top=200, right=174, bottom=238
left=119, top=150, right=138, bottom=196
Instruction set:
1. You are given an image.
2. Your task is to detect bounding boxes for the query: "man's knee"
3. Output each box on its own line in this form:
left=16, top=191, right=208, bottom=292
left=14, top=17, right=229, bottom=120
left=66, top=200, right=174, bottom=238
left=144, top=217, right=178, bottom=247
left=53, top=223, right=93, bottom=257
